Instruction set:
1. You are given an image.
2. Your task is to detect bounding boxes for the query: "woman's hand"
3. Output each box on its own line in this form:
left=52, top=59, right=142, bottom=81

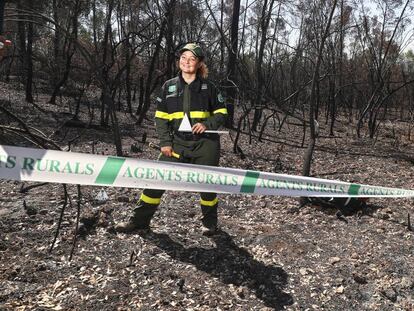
left=161, top=146, right=173, bottom=157
left=192, top=123, right=206, bottom=134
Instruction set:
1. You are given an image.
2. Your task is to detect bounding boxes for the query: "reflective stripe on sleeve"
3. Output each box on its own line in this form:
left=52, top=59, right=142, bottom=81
left=213, top=108, right=228, bottom=115
left=155, top=111, right=171, bottom=120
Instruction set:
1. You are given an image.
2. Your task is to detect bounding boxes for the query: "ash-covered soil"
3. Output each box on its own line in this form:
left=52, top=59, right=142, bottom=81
left=1, top=83, right=413, bottom=310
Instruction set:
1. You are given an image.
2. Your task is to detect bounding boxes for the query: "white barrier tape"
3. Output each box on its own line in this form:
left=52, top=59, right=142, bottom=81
left=1, top=145, right=413, bottom=198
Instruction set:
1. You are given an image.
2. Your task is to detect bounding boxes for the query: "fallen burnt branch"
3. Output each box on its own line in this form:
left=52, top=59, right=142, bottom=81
left=0, top=103, right=59, bottom=149
left=0, top=125, right=59, bottom=150
left=63, top=118, right=109, bottom=131
left=20, top=182, right=48, bottom=193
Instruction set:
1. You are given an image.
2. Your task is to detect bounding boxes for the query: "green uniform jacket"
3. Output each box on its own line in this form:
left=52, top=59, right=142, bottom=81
left=154, top=74, right=228, bottom=147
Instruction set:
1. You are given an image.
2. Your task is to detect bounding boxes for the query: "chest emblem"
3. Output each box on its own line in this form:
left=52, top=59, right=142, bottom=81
left=168, top=85, right=177, bottom=93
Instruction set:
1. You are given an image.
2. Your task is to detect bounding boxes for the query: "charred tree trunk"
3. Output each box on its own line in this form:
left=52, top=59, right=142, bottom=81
left=225, top=0, right=240, bottom=129
left=136, top=75, right=145, bottom=115
left=252, top=0, right=275, bottom=132
left=125, top=46, right=132, bottom=113
left=302, top=0, right=338, bottom=179
left=99, top=0, right=115, bottom=127
left=137, top=0, right=176, bottom=125
left=102, top=85, right=123, bottom=155
left=49, top=1, right=79, bottom=105
left=165, top=0, right=176, bottom=79
left=25, top=1, right=34, bottom=104
left=17, top=0, right=26, bottom=83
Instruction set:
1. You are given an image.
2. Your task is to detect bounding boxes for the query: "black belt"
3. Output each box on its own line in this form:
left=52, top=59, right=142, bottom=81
left=174, top=131, right=218, bottom=141
left=174, top=132, right=202, bottom=141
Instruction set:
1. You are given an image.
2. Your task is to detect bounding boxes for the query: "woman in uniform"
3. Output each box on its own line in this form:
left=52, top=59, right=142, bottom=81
left=115, top=43, right=227, bottom=235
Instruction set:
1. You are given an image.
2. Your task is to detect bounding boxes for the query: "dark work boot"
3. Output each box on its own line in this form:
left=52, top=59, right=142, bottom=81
left=201, top=205, right=218, bottom=236
left=115, top=202, right=157, bottom=233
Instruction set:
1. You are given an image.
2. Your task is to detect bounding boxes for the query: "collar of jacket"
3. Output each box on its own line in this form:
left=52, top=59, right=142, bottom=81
left=177, top=73, right=203, bottom=93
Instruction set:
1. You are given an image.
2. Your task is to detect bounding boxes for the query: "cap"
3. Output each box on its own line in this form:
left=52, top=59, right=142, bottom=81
left=179, top=43, right=204, bottom=59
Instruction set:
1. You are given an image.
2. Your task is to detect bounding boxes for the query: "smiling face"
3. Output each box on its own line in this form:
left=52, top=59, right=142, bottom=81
left=179, top=50, right=200, bottom=75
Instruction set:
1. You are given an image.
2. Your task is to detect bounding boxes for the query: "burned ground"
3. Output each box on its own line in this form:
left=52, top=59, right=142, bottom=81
left=0, top=84, right=413, bottom=310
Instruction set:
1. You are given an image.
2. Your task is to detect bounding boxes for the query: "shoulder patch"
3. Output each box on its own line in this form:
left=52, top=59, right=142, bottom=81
left=156, top=97, right=162, bottom=102
left=217, top=93, right=224, bottom=103
left=168, top=85, right=177, bottom=93
left=201, top=83, right=208, bottom=90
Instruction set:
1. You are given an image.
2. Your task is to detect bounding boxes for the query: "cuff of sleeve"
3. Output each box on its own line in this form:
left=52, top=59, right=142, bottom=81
left=203, top=119, right=216, bottom=130
left=200, top=122, right=208, bottom=130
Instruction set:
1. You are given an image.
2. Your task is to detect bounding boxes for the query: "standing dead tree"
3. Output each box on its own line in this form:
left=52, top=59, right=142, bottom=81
left=302, top=0, right=338, bottom=178
left=251, top=0, right=276, bottom=132
left=355, top=0, right=411, bottom=138
left=48, top=0, right=81, bottom=106
left=137, top=0, right=177, bottom=126
left=225, top=0, right=241, bottom=129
